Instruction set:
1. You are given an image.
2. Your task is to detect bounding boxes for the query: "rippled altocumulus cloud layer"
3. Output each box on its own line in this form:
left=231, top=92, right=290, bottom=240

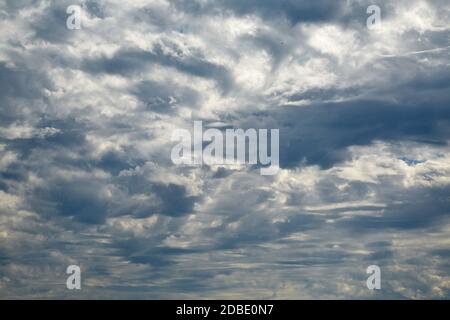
left=0, top=0, right=450, bottom=299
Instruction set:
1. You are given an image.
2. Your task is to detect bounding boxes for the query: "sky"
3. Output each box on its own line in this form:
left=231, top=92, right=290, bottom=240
left=0, top=0, right=450, bottom=299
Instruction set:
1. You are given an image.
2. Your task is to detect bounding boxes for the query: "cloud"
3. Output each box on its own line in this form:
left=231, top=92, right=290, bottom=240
left=0, top=0, right=450, bottom=299
left=172, top=0, right=348, bottom=25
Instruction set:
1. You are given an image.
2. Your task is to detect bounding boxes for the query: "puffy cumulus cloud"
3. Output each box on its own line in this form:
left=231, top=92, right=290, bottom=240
left=0, top=0, right=450, bottom=299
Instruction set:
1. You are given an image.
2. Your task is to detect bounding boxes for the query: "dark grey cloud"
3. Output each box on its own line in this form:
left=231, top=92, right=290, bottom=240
left=0, top=63, right=53, bottom=126
left=172, top=0, right=347, bottom=25
left=279, top=99, right=450, bottom=168
left=32, top=178, right=110, bottom=224
left=31, top=5, right=75, bottom=43
left=131, top=80, right=200, bottom=114
left=82, top=44, right=234, bottom=93
left=339, top=186, right=450, bottom=231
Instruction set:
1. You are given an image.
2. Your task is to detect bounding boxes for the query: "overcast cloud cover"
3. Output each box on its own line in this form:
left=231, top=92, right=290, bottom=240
left=0, top=0, right=450, bottom=299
